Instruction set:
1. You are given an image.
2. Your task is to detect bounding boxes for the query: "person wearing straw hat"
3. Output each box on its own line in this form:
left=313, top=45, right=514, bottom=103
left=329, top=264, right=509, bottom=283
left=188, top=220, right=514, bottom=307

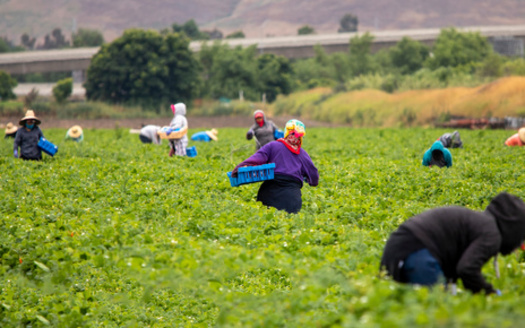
left=505, top=127, right=525, bottom=146
left=13, top=109, right=45, bottom=160
left=246, top=110, right=279, bottom=150
left=232, top=119, right=319, bottom=214
left=191, top=128, right=218, bottom=142
left=65, top=125, right=84, bottom=142
left=4, top=122, right=18, bottom=139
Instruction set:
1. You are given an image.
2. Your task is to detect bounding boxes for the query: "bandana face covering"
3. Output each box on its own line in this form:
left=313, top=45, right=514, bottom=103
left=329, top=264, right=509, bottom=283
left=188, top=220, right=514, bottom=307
left=26, top=124, right=34, bottom=129
left=255, top=114, right=264, bottom=127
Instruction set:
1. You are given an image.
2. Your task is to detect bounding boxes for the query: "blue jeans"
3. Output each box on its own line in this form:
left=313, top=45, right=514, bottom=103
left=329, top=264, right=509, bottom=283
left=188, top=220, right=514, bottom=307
left=401, top=248, right=444, bottom=286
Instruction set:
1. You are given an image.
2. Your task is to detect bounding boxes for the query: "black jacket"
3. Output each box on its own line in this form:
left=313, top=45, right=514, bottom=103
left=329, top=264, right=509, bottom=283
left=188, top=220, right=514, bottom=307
left=381, top=193, right=525, bottom=294
left=14, top=126, right=43, bottom=160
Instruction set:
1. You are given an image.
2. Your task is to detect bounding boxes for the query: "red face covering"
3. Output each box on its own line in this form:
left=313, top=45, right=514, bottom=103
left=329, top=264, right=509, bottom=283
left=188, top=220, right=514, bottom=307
left=277, top=131, right=302, bottom=154
left=255, top=116, right=264, bottom=127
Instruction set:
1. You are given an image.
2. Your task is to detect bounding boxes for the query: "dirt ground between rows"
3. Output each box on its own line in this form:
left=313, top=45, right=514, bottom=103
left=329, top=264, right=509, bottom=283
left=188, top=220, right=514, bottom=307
left=0, top=115, right=349, bottom=129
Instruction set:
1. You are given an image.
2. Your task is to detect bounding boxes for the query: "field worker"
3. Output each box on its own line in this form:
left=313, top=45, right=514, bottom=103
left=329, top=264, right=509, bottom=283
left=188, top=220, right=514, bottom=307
left=246, top=109, right=279, bottom=150
left=13, top=109, right=44, bottom=160
left=65, top=125, right=83, bottom=142
left=169, top=103, right=189, bottom=156
left=438, top=130, right=463, bottom=148
left=4, top=122, right=18, bottom=139
left=139, top=125, right=161, bottom=144
left=380, top=192, right=525, bottom=295
left=191, top=128, right=218, bottom=142
left=422, top=140, right=452, bottom=168
left=505, top=128, right=525, bottom=146
left=232, top=119, right=319, bottom=214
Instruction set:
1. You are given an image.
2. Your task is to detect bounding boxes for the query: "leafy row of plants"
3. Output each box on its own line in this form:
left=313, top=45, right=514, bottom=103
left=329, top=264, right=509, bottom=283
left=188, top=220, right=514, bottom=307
left=1, top=127, right=525, bottom=327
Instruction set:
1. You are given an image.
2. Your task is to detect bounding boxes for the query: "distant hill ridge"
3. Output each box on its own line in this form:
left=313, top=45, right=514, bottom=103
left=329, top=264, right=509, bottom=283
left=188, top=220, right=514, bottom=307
left=1, top=0, right=525, bottom=44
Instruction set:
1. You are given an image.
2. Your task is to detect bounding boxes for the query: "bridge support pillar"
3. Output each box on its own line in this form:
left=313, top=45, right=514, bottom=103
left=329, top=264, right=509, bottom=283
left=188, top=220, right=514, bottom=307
left=72, top=70, right=86, bottom=83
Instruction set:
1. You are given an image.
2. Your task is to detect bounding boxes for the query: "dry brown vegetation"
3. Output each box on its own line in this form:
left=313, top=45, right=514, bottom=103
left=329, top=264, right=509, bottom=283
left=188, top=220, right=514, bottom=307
left=269, top=76, right=525, bottom=127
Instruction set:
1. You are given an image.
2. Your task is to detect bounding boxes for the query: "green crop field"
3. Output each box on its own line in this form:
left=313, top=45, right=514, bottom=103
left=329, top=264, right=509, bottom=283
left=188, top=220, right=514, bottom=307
left=1, top=127, right=525, bottom=327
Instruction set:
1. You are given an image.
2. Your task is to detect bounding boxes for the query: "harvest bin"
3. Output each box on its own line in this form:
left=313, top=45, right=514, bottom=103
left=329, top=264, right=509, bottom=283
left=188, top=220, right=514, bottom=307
left=186, top=146, right=197, bottom=157
left=227, top=163, right=275, bottom=187
left=38, top=137, right=58, bottom=156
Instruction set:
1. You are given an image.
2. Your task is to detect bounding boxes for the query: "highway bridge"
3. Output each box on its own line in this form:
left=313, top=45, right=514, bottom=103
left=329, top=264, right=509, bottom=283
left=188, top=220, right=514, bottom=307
left=2, top=25, right=525, bottom=80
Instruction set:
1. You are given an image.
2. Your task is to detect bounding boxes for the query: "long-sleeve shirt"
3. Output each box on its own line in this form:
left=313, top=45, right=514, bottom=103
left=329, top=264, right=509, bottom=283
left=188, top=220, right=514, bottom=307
left=422, top=141, right=452, bottom=168
left=234, top=141, right=319, bottom=186
left=139, top=125, right=161, bottom=144
left=505, top=133, right=524, bottom=146
left=381, top=192, right=525, bottom=294
left=14, top=126, right=43, bottom=159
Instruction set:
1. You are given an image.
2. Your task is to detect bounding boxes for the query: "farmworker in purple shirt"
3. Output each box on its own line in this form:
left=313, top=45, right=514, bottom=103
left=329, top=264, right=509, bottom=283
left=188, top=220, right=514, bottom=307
left=380, top=192, right=525, bottom=295
left=13, top=110, right=44, bottom=161
left=232, top=119, right=319, bottom=214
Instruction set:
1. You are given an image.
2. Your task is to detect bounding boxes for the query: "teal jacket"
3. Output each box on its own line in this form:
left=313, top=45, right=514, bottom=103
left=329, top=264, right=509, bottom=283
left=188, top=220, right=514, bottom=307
left=422, top=141, right=452, bottom=168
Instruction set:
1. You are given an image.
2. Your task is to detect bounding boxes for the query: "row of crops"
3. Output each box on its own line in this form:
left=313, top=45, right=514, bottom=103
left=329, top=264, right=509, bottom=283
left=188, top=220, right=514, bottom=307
left=1, top=127, right=525, bottom=327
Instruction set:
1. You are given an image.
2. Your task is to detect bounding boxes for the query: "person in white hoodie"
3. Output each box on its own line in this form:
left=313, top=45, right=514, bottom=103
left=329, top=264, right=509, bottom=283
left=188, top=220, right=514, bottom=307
left=169, top=103, right=189, bottom=157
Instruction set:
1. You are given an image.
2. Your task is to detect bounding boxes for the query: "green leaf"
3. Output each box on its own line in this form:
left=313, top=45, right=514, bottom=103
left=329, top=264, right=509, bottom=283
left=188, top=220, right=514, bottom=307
left=34, top=260, right=50, bottom=272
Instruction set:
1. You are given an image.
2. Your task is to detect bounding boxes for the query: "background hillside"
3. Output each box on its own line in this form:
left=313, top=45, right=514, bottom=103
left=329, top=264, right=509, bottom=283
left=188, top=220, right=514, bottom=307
left=1, top=0, right=525, bottom=44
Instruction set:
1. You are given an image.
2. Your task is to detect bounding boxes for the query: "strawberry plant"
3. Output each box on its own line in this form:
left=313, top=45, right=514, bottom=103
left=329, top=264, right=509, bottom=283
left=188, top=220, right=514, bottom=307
left=1, top=127, right=525, bottom=327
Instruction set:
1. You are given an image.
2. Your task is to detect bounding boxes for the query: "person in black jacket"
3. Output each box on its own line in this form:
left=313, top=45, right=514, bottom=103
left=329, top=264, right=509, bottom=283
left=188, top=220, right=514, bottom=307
left=13, top=110, right=45, bottom=161
left=380, top=192, right=525, bottom=294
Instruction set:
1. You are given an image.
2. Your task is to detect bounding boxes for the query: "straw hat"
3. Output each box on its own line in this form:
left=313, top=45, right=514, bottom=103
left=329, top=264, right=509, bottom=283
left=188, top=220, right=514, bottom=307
left=5, top=122, right=18, bottom=135
left=68, top=125, right=83, bottom=139
left=19, top=110, right=41, bottom=126
left=205, top=128, right=219, bottom=141
left=518, top=128, right=525, bottom=143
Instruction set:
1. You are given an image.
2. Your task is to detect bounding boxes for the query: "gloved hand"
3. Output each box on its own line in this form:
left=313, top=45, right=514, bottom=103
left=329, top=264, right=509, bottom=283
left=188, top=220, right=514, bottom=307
left=495, top=289, right=502, bottom=296
left=13, top=150, right=18, bottom=158
left=246, top=131, right=253, bottom=140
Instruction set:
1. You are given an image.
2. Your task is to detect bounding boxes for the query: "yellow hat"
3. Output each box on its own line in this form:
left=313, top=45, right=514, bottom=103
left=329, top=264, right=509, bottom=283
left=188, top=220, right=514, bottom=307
left=518, top=128, right=525, bottom=143
left=5, top=122, right=18, bottom=135
left=205, top=128, right=218, bottom=141
left=68, top=125, right=83, bottom=139
left=19, top=109, right=41, bottom=126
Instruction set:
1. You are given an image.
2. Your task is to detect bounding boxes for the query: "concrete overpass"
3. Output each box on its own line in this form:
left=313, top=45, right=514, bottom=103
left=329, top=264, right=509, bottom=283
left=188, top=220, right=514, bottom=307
left=1, top=24, right=525, bottom=77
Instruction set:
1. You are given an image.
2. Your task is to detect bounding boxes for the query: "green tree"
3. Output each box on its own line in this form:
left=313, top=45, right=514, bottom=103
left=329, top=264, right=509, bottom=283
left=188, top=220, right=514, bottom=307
left=291, top=45, right=338, bottom=88
left=0, top=71, right=17, bottom=101
left=198, top=43, right=258, bottom=99
left=298, top=25, right=315, bottom=35
left=257, top=54, right=293, bottom=102
left=0, top=36, right=24, bottom=53
left=426, top=28, right=492, bottom=69
left=53, top=77, right=73, bottom=103
left=339, top=13, right=358, bottom=33
left=84, top=29, right=200, bottom=111
left=172, top=19, right=209, bottom=40
left=226, top=31, right=245, bottom=39
left=389, top=37, right=430, bottom=74
left=0, top=38, right=10, bottom=53
left=21, top=33, right=36, bottom=50
left=72, top=28, right=105, bottom=47
left=348, top=32, right=375, bottom=76
left=202, top=29, right=223, bottom=40
left=42, top=28, right=70, bottom=49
